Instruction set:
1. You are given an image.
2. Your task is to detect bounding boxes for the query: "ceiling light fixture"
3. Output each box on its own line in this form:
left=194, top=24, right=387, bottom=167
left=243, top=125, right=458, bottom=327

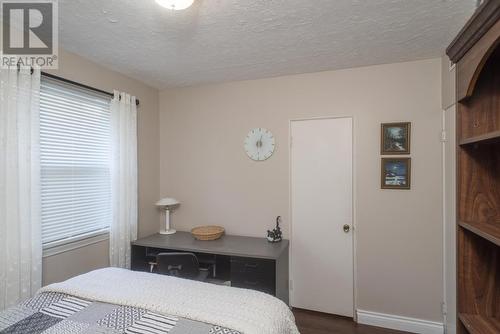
left=155, top=0, right=194, bottom=10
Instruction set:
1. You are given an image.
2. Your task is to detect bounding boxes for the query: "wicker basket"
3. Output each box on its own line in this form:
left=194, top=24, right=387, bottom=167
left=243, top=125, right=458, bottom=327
left=191, top=225, right=225, bottom=241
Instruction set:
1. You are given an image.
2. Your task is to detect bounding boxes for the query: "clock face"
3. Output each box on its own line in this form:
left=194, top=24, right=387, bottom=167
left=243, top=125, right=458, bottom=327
left=244, top=128, right=275, bottom=161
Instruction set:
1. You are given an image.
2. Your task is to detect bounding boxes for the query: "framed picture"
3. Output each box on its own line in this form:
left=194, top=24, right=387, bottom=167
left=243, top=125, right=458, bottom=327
left=381, top=122, right=411, bottom=155
left=381, top=158, right=411, bottom=189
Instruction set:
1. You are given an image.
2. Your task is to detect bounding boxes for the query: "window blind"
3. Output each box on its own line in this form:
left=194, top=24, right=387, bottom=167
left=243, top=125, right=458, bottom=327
left=40, top=76, right=112, bottom=247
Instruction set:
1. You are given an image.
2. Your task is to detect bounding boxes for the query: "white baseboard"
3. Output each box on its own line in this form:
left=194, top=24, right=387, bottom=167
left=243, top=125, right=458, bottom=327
left=357, top=310, right=444, bottom=334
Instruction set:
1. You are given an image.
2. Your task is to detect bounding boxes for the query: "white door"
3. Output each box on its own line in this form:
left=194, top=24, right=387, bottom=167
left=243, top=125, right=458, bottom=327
left=290, top=117, right=353, bottom=316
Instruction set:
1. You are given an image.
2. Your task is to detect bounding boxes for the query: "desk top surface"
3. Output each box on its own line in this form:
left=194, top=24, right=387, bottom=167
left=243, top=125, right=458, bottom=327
left=132, top=231, right=289, bottom=260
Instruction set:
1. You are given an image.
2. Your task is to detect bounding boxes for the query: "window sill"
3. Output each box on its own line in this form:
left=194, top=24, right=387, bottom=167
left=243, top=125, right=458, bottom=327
left=43, top=230, right=109, bottom=258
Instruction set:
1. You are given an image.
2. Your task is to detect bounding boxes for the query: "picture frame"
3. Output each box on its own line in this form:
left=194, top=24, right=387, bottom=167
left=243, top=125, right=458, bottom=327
left=381, top=122, right=411, bottom=155
left=381, top=158, right=411, bottom=190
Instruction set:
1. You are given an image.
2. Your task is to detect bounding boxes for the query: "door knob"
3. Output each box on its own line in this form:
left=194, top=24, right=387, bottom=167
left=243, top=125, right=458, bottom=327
left=343, top=224, right=350, bottom=233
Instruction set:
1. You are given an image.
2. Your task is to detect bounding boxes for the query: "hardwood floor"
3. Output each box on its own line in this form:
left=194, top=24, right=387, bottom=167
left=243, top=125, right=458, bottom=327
left=293, top=308, right=410, bottom=334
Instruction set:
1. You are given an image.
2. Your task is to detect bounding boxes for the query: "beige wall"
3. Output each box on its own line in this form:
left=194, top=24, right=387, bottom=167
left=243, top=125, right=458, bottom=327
left=43, top=240, right=110, bottom=285
left=42, top=49, right=160, bottom=285
left=159, top=58, right=444, bottom=322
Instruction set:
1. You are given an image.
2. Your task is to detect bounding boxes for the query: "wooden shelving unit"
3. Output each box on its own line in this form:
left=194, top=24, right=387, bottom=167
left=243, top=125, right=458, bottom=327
left=446, top=1, right=500, bottom=334
left=458, top=314, right=500, bottom=334
left=458, top=221, right=500, bottom=247
left=459, top=130, right=500, bottom=146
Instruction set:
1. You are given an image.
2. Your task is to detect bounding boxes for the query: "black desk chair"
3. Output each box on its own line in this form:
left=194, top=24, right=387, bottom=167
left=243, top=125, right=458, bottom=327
left=156, top=252, right=209, bottom=282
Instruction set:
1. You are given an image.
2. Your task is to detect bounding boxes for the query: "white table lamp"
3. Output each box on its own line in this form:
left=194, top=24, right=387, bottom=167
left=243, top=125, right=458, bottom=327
left=156, top=197, right=180, bottom=235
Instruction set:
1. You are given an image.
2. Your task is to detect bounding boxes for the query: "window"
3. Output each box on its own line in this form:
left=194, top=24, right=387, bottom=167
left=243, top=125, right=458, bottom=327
left=40, top=76, right=112, bottom=248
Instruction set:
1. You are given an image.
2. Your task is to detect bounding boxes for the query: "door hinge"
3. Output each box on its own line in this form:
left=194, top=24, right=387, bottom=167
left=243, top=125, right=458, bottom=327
left=289, top=279, right=293, bottom=291
left=441, top=130, right=447, bottom=142
left=441, top=302, right=447, bottom=316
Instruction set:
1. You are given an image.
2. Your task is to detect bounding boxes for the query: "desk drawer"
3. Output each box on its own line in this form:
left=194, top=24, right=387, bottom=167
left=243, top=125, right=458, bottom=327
left=230, top=257, right=275, bottom=275
left=230, top=257, right=276, bottom=295
left=231, top=272, right=275, bottom=295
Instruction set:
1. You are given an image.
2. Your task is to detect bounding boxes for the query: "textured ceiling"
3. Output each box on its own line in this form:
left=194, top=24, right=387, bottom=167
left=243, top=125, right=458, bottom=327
left=59, top=0, right=476, bottom=88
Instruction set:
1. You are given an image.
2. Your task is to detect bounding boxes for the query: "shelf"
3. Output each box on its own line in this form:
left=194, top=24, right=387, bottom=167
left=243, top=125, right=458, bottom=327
left=459, top=221, right=500, bottom=246
left=459, top=313, right=500, bottom=334
left=460, top=130, right=500, bottom=146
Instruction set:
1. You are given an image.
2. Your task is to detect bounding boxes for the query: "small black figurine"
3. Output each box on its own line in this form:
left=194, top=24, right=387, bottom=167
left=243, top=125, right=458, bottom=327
left=267, top=216, right=283, bottom=243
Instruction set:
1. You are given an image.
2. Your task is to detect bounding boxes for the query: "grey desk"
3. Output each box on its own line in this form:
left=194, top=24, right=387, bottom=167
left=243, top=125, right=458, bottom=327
left=131, top=232, right=289, bottom=304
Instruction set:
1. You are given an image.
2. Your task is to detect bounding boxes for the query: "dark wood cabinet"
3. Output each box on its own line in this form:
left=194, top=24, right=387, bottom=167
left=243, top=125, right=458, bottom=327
left=446, top=1, right=500, bottom=333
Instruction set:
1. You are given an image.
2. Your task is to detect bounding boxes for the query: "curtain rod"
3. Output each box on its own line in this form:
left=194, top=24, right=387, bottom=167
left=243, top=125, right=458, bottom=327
left=40, top=72, right=140, bottom=106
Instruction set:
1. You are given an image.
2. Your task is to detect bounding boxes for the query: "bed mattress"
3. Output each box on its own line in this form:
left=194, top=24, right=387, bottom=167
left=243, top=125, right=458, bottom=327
left=0, top=268, right=299, bottom=334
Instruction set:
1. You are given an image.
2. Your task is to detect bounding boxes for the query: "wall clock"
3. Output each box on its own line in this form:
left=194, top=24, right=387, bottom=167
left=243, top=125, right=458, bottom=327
left=244, top=128, right=275, bottom=161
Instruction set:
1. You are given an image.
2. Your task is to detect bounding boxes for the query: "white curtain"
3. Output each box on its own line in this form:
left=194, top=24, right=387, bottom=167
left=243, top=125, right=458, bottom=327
left=0, top=67, right=42, bottom=310
left=109, top=91, right=138, bottom=269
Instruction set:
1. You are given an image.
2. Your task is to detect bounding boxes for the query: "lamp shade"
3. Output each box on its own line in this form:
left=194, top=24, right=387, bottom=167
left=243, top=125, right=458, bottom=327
left=156, top=197, right=180, bottom=207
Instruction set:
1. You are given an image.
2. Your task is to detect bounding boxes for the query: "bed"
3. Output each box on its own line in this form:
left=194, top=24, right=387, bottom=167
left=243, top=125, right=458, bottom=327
left=0, top=268, right=299, bottom=334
